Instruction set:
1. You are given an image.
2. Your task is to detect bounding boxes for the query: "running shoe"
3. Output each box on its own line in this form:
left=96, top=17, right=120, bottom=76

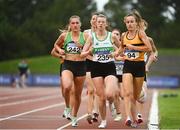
left=137, top=114, right=143, bottom=124
left=62, top=107, right=71, bottom=120
left=92, top=113, right=99, bottom=122
left=71, top=116, right=78, bottom=127
left=114, top=113, right=122, bottom=122
left=86, top=114, right=93, bottom=124
left=125, top=119, right=132, bottom=127
left=131, top=120, right=138, bottom=128
left=98, top=120, right=107, bottom=129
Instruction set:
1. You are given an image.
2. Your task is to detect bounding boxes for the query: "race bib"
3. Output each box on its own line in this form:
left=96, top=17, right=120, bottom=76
left=93, top=48, right=113, bottom=63
left=125, top=50, right=139, bottom=59
left=115, top=61, right=124, bottom=75
left=66, top=42, right=81, bottom=54
left=94, top=53, right=110, bottom=62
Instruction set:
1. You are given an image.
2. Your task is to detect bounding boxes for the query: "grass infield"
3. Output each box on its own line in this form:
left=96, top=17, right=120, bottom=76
left=159, top=89, right=180, bottom=129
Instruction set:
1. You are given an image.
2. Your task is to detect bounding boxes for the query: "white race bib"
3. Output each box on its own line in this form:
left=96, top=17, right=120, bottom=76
left=115, top=61, right=124, bottom=75
left=93, top=49, right=114, bottom=63
left=66, top=43, right=81, bottom=54
left=125, top=50, right=139, bottom=59
left=93, top=53, right=111, bottom=62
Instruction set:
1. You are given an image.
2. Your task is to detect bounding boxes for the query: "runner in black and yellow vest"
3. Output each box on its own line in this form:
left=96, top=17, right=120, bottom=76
left=119, top=10, right=152, bottom=128
left=53, top=15, right=88, bottom=127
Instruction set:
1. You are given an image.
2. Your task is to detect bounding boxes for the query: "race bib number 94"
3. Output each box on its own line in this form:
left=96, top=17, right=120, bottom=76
left=125, top=50, right=139, bottom=59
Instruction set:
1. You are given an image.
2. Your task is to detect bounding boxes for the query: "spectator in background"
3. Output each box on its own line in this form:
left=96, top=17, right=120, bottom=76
left=18, top=59, right=30, bottom=88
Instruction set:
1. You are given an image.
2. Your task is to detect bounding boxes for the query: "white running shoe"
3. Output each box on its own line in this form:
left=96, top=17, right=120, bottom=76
left=98, top=120, right=107, bottom=129
left=71, top=116, right=78, bottom=127
left=114, top=114, right=122, bottom=122
left=62, top=107, right=71, bottom=120
left=131, top=120, right=138, bottom=128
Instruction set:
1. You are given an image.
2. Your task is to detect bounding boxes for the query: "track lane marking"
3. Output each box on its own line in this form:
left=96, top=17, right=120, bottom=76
left=0, top=95, right=60, bottom=107
left=0, top=103, right=64, bottom=121
left=0, top=91, right=59, bottom=101
left=0, top=96, right=87, bottom=122
left=148, top=90, right=159, bottom=130
left=57, top=114, right=88, bottom=130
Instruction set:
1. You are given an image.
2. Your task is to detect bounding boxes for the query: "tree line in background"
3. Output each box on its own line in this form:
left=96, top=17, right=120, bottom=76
left=0, top=0, right=180, bottom=61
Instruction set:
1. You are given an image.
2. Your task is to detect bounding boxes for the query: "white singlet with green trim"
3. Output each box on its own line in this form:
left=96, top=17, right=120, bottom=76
left=92, top=31, right=114, bottom=63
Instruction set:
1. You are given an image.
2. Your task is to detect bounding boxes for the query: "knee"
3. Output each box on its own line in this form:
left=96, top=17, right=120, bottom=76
left=124, top=91, right=133, bottom=99
left=106, top=92, right=114, bottom=103
left=87, top=88, right=94, bottom=96
left=96, top=92, right=106, bottom=102
left=63, top=86, right=71, bottom=93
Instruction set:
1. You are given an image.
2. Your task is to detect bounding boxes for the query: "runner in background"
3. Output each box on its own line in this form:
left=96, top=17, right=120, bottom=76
left=18, top=59, right=30, bottom=88
left=84, top=12, right=99, bottom=124
left=136, top=19, right=158, bottom=124
left=109, top=29, right=123, bottom=122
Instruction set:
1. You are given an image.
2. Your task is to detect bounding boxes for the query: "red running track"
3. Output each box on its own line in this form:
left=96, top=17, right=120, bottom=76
left=0, top=86, right=153, bottom=130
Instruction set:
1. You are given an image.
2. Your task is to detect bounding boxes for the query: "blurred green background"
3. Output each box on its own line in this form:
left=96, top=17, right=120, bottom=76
left=0, top=0, right=180, bottom=76
left=0, top=1, right=180, bottom=129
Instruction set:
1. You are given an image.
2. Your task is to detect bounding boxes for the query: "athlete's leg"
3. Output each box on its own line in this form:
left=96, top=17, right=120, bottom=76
left=136, top=81, right=147, bottom=123
left=132, top=77, right=144, bottom=127
left=72, top=76, right=86, bottom=117
left=123, top=73, right=134, bottom=126
left=86, top=72, right=95, bottom=114
left=93, top=77, right=105, bottom=120
left=61, top=70, right=74, bottom=109
left=113, top=82, right=122, bottom=121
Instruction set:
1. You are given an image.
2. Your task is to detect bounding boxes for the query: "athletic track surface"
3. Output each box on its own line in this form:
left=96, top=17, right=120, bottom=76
left=0, top=86, right=153, bottom=130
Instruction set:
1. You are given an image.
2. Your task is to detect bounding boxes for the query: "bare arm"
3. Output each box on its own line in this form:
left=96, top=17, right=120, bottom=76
left=117, top=33, right=125, bottom=55
left=53, top=32, right=66, bottom=50
left=51, top=47, right=60, bottom=58
left=112, top=34, right=121, bottom=48
left=53, top=32, right=67, bottom=55
left=149, top=37, right=158, bottom=57
left=138, top=30, right=152, bottom=52
left=80, top=35, right=93, bottom=58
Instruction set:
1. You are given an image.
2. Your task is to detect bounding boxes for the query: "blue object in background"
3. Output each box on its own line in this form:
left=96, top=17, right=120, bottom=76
left=0, top=74, right=179, bottom=88
left=0, top=74, right=60, bottom=86
left=147, top=76, right=179, bottom=88
left=32, top=75, right=60, bottom=86
left=0, top=74, right=12, bottom=85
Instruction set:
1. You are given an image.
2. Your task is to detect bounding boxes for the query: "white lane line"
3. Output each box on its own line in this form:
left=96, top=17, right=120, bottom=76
left=0, top=95, right=60, bottom=107
left=0, top=91, right=58, bottom=101
left=0, top=95, right=87, bottom=122
left=57, top=114, right=88, bottom=130
left=0, top=87, right=46, bottom=95
left=0, top=103, right=64, bottom=121
left=148, top=90, right=159, bottom=130
left=56, top=96, right=88, bottom=130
